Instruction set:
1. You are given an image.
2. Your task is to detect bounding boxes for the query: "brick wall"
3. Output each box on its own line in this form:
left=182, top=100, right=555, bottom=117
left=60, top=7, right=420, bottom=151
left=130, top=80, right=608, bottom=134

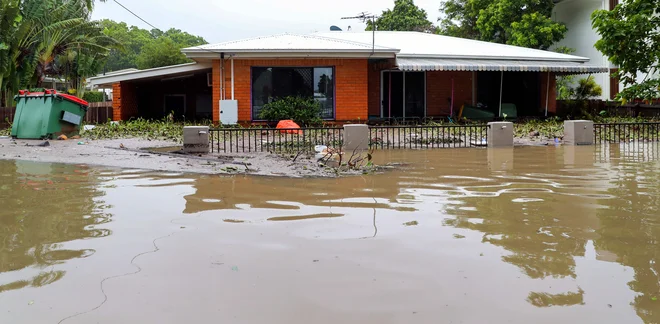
left=426, top=71, right=473, bottom=116
left=539, top=72, right=557, bottom=114
left=112, top=82, right=138, bottom=121
left=211, top=58, right=368, bottom=123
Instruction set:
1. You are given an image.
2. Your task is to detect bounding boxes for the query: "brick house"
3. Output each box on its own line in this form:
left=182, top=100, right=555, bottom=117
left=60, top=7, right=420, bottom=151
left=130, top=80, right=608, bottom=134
left=88, top=31, right=607, bottom=124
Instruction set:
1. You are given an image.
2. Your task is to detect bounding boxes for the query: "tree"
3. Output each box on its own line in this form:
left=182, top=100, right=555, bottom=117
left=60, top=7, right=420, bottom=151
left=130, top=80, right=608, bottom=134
left=439, top=0, right=567, bottom=50
left=366, top=0, right=436, bottom=33
left=136, top=37, right=189, bottom=69
left=100, top=19, right=153, bottom=71
left=592, top=0, right=660, bottom=103
left=0, top=0, right=22, bottom=105
left=100, top=22, right=207, bottom=72
left=0, top=0, right=118, bottom=105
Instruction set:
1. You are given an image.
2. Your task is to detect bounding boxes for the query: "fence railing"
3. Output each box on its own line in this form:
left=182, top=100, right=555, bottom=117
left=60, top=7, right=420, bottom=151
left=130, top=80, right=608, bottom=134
left=0, top=107, right=15, bottom=127
left=0, top=102, right=112, bottom=127
left=369, top=124, right=488, bottom=149
left=210, top=127, right=344, bottom=153
left=84, top=102, right=113, bottom=124
left=594, top=122, right=660, bottom=143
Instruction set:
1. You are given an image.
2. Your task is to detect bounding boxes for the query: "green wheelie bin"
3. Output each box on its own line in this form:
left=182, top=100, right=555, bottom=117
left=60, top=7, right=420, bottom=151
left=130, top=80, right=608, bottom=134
left=11, top=90, right=89, bottom=139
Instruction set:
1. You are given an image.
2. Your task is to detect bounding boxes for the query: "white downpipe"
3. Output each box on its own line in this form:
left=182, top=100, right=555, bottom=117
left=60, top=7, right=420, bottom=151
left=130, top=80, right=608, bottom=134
left=499, top=71, right=503, bottom=117
left=545, top=72, right=550, bottom=117
left=231, top=57, right=235, bottom=100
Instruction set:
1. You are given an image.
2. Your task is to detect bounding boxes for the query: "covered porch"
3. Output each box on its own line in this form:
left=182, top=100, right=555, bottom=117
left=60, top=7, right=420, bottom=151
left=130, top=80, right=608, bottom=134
left=368, top=57, right=608, bottom=122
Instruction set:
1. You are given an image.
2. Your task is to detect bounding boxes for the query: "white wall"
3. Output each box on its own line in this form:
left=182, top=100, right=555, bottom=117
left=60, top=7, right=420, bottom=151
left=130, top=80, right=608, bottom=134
left=553, top=0, right=610, bottom=99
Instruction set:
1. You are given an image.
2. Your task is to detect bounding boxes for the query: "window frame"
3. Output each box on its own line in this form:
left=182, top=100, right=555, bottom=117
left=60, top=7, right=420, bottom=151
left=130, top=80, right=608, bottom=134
left=250, top=66, right=336, bottom=121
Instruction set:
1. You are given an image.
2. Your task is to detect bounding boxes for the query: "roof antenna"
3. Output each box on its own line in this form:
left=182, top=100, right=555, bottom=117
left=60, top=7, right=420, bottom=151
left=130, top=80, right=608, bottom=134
left=342, top=12, right=377, bottom=54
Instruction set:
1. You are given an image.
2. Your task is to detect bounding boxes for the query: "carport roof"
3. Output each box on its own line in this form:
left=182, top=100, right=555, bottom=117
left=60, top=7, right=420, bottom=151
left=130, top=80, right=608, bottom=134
left=88, top=62, right=212, bottom=88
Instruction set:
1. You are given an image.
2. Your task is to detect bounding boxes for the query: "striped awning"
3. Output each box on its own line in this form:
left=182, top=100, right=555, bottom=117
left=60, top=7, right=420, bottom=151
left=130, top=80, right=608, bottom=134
left=396, top=57, right=609, bottom=73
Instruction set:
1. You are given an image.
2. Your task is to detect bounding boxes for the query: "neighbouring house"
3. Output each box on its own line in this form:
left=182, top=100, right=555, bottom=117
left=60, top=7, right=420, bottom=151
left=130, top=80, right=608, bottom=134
left=88, top=31, right=607, bottom=124
left=553, top=0, right=659, bottom=100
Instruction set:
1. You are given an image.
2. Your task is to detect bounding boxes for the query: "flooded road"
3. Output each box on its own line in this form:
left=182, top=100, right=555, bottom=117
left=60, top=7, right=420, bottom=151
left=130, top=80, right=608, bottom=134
left=1, top=144, right=659, bottom=323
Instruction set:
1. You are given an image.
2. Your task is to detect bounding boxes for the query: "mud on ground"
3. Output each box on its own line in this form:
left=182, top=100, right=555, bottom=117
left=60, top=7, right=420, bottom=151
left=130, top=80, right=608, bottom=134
left=0, top=137, right=351, bottom=178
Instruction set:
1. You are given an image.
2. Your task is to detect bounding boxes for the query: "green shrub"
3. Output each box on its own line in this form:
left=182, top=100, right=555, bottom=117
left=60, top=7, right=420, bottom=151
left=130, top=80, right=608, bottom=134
left=82, top=91, right=106, bottom=103
left=258, top=96, right=322, bottom=126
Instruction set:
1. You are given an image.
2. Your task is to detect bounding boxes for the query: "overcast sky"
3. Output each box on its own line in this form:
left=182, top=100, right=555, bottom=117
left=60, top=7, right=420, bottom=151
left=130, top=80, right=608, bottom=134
left=91, top=0, right=443, bottom=44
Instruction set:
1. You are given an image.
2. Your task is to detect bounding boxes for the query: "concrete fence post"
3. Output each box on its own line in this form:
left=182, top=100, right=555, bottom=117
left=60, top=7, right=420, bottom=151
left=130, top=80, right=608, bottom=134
left=563, top=120, right=594, bottom=145
left=343, top=124, right=369, bottom=151
left=487, top=122, right=514, bottom=147
left=183, top=126, right=210, bottom=153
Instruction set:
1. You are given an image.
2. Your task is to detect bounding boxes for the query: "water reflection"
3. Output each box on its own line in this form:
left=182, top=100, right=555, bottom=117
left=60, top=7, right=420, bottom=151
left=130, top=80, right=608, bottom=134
left=0, top=161, right=109, bottom=292
left=2, top=144, right=660, bottom=323
left=179, top=145, right=660, bottom=322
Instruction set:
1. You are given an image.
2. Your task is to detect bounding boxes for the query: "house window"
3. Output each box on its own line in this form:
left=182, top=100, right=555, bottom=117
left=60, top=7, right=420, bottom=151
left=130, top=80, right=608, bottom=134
left=251, top=67, right=335, bottom=120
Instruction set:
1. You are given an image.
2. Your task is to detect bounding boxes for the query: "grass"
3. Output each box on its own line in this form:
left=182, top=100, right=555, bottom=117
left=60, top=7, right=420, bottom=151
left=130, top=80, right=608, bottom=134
left=82, top=118, right=214, bottom=142
left=514, top=118, right=564, bottom=139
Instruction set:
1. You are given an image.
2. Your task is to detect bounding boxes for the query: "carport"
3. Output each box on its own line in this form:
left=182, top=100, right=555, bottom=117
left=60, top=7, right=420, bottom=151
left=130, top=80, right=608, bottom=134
left=89, top=62, right=213, bottom=121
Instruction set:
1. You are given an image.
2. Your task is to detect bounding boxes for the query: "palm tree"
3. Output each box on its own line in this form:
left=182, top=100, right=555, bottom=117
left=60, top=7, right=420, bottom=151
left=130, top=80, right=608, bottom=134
left=0, top=0, right=117, bottom=104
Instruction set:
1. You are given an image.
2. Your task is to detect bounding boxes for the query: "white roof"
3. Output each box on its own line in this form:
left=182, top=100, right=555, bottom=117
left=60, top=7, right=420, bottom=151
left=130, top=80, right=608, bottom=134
left=183, top=33, right=398, bottom=58
left=315, top=31, right=589, bottom=62
left=88, top=62, right=212, bottom=87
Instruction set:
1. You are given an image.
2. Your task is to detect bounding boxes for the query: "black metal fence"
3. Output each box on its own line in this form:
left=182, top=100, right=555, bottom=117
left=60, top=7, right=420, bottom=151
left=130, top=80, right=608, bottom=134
left=369, top=124, right=488, bottom=149
left=594, top=122, right=660, bottom=143
left=210, top=127, right=343, bottom=153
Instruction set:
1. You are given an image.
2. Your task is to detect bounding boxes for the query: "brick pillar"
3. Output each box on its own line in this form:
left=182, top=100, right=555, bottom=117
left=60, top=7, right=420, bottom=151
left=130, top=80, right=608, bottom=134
left=111, top=82, right=138, bottom=121
left=540, top=72, right=557, bottom=115
left=112, top=83, right=122, bottom=121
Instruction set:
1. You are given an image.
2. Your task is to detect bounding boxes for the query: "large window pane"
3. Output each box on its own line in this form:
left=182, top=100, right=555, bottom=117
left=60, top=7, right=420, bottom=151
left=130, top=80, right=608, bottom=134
left=251, top=66, right=334, bottom=120
left=314, top=68, right=334, bottom=119
left=251, top=67, right=272, bottom=119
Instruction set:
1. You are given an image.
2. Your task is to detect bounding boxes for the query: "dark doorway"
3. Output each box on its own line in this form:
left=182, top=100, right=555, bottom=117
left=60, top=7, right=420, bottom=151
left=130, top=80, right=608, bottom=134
left=164, top=95, right=186, bottom=121
left=382, top=72, right=403, bottom=118
left=382, top=71, right=425, bottom=119
left=477, top=71, right=541, bottom=117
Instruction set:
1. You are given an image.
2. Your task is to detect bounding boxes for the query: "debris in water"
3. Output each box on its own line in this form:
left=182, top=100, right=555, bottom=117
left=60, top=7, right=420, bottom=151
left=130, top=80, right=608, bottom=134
left=453, top=234, right=466, bottom=239
left=28, top=300, right=34, bottom=305
left=231, top=266, right=239, bottom=272
left=313, top=260, right=319, bottom=263
left=652, top=297, right=658, bottom=301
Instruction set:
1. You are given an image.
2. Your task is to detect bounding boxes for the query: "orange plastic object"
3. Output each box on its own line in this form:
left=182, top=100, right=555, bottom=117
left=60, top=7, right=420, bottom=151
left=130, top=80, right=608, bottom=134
left=276, top=120, right=302, bottom=134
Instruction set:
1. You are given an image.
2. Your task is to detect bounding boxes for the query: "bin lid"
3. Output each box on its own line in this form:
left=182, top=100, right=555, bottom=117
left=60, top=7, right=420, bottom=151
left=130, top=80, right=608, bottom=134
left=17, top=90, right=89, bottom=107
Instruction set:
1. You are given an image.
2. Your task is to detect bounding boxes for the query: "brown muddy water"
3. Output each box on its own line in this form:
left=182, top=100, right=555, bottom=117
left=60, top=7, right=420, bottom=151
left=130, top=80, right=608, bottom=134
left=1, top=144, right=660, bottom=324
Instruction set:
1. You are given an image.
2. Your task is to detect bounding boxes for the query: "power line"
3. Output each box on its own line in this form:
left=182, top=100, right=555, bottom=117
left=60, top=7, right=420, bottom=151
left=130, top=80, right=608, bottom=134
left=112, top=0, right=160, bottom=31
left=108, top=0, right=219, bottom=55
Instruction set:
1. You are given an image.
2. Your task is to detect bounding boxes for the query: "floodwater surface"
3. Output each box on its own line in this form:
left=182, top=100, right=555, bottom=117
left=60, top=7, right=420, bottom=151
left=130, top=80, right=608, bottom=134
left=1, top=144, right=660, bottom=323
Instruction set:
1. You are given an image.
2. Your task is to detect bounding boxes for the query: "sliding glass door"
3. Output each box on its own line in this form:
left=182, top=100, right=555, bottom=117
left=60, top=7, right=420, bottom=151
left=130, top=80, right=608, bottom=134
left=381, top=71, right=426, bottom=119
